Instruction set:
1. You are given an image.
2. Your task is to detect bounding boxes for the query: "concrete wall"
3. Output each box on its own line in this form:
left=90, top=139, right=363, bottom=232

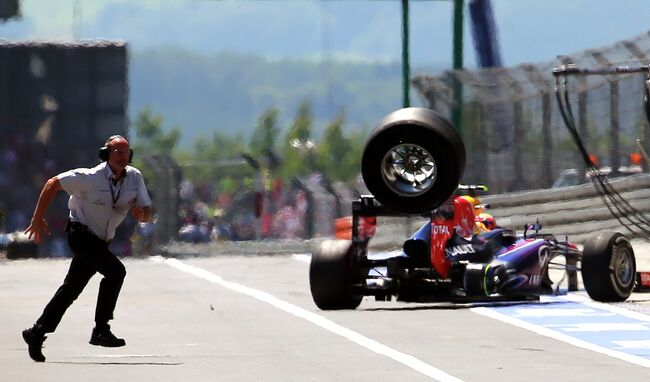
left=365, top=174, right=650, bottom=249
left=483, top=174, right=650, bottom=243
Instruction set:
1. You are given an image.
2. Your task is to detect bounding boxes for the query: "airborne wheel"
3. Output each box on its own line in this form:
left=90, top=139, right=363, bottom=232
left=361, top=108, right=466, bottom=215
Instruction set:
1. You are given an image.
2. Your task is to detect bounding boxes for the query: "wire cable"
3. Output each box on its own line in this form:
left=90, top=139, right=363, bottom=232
left=554, top=70, right=650, bottom=240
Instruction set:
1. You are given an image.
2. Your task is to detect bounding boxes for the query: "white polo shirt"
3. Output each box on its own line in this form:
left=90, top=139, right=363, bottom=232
left=58, top=162, right=152, bottom=241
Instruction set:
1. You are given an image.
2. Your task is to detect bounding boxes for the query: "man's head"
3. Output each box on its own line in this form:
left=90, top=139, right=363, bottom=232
left=101, top=135, right=132, bottom=174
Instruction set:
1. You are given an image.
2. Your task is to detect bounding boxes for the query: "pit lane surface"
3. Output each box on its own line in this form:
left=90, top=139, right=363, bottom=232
left=3, top=253, right=650, bottom=382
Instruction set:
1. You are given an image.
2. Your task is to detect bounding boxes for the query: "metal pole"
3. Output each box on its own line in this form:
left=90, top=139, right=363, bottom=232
left=453, top=0, right=464, bottom=70
left=452, top=0, right=464, bottom=135
left=401, top=0, right=410, bottom=108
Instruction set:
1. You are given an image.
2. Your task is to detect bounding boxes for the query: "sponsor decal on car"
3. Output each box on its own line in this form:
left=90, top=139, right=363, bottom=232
left=432, top=225, right=451, bottom=235
left=445, top=243, right=475, bottom=258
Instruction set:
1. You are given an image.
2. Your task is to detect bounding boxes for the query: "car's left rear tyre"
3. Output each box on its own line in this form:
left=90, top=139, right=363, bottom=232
left=582, top=231, right=636, bottom=302
left=309, top=240, right=363, bottom=310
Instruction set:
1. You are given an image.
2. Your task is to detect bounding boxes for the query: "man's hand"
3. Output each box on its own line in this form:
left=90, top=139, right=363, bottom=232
left=130, top=206, right=151, bottom=222
left=24, top=176, right=62, bottom=244
left=24, top=218, right=51, bottom=244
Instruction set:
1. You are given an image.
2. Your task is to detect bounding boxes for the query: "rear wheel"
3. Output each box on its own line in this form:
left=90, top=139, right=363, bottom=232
left=309, top=240, right=363, bottom=310
left=361, top=107, right=466, bottom=215
left=582, top=231, right=636, bottom=302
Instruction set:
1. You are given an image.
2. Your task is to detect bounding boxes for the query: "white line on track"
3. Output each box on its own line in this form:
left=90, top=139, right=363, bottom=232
left=73, top=354, right=172, bottom=358
left=292, top=254, right=310, bottom=263
left=152, top=256, right=464, bottom=382
left=293, top=254, right=650, bottom=367
left=560, top=293, right=650, bottom=322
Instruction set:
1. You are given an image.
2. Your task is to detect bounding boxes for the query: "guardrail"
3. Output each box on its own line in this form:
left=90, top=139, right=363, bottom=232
left=156, top=173, right=650, bottom=257
left=366, top=174, right=650, bottom=250
left=483, top=173, right=650, bottom=243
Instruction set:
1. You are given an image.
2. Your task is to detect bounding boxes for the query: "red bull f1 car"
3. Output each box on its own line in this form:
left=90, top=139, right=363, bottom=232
left=309, top=107, right=649, bottom=310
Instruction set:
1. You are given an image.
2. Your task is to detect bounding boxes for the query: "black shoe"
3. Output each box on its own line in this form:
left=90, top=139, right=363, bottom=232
left=89, top=326, right=126, bottom=347
left=22, top=326, right=46, bottom=362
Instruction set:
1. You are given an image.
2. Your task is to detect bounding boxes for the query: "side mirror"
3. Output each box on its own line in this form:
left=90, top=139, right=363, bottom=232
left=523, top=220, right=542, bottom=238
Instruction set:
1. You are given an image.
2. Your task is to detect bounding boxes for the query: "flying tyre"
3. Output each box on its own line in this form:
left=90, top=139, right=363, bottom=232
left=309, top=240, right=363, bottom=310
left=361, top=107, right=466, bottom=215
left=582, top=231, right=636, bottom=302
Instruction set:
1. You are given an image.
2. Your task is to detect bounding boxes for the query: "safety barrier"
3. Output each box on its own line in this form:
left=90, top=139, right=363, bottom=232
left=483, top=173, right=650, bottom=243
left=364, top=173, right=650, bottom=251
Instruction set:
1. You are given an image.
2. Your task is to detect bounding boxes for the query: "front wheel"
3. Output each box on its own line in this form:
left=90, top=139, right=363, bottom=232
left=309, top=240, right=363, bottom=310
left=582, top=231, right=636, bottom=302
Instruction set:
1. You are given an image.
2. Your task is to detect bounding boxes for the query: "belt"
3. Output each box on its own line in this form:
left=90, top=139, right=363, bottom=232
left=65, top=220, right=106, bottom=242
left=65, top=220, right=88, bottom=233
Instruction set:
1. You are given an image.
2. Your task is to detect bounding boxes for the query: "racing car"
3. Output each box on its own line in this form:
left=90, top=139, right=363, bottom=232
left=309, top=107, right=640, bottom=309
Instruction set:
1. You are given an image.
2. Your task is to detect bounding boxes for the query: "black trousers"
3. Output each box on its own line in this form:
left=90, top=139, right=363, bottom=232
left=36, top=225, right=126, bottom=333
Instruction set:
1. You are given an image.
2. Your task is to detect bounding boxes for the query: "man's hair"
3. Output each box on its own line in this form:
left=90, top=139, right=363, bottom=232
left=99, top=135, right=132, bottom=163
left=105, top=135, right=127, bottom=146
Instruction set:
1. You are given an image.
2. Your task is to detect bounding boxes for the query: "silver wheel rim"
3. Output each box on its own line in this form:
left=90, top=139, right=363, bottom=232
left=613, top=245, right=634, bottom=288
left=381, top=143, right=437, bottom=197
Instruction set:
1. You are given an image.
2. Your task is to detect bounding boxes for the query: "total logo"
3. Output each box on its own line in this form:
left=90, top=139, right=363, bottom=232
left=432, top=225, right=451, bottom=235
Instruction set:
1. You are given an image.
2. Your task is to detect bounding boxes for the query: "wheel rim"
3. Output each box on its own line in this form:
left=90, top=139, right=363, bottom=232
left=613, top=245, right=634, bottom=287
left=381, top=143, right=437, bottom=197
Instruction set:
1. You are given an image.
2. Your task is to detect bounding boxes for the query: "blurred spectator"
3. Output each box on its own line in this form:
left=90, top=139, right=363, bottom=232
left=134, top=218, right=156, bottom=255
left=230, top=212, right=256, bottom=241
left=178, top=213, right=210, bottom=243
left=209, top=209, right=232, bottom=241
left=179, top=180, right=195, bottom=201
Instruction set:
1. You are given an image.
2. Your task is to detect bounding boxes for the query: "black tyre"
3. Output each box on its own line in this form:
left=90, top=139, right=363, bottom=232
left=463, top=264, right=487, bottom=296
left=361, top=107, right=466, bottom=215
left=309, top=240, right=363, bottom=310
left=582, top=231, right=636, bottom=302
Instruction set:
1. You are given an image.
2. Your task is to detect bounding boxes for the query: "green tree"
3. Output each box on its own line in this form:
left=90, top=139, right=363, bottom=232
left=249, top=108, right=280, bottom=157
left=180, top=131, right=253, bottom=195
left=131, top=107, right=182, bottom=155
left=343, top=128, right=366, bottom=182
left=316, top=112, right=351, bottom=180
left=280, top=99, right=315, bottom=179
left=129, top=107, right=182, bottom=184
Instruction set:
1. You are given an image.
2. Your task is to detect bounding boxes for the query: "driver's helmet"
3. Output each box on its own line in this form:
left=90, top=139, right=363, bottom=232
left=476, top=212, right=497, bottom=232
left=454, top=196, right=476, bottom=238
left=459, top=195, right=483, bottom=216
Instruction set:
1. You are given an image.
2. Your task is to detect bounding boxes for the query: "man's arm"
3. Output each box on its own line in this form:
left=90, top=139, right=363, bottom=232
left=24, top=176, right=63, bottom=244
left=132, top=171, right=152, bottom=223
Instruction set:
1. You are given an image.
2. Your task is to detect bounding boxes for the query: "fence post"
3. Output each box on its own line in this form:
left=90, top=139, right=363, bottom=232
left=506, top=74, right=526, bottom=191
left=143, top=154, right=181, bottom=248
left=522, top=64, right=554, bottom=188
left=590, top=51, right=622, bottom=174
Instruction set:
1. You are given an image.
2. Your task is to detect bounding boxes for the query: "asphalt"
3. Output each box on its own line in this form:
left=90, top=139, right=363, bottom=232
left=4, top=253, right=650, bottom=382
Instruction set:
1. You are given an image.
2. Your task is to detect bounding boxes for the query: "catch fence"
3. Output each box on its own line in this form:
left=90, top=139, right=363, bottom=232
left=413, top=30, right=650, bottom=193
